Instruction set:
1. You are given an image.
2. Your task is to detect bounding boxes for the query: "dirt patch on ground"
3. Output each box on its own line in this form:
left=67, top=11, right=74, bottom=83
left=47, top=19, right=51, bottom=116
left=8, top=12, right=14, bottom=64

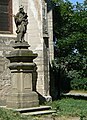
left=37, top=115, right=80, bottom=120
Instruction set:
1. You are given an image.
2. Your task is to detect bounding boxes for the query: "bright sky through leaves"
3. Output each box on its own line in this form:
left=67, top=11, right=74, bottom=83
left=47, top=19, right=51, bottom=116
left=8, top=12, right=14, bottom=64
left=69, top=0, right=84, bottom=4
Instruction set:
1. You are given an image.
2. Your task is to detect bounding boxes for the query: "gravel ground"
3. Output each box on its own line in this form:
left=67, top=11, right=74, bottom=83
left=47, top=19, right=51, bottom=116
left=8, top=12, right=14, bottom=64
left=36, top=115, right=80, bottom=120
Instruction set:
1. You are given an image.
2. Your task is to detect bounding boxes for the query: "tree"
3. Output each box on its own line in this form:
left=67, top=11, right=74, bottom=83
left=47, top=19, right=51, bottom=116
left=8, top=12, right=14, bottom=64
left=51, top=0, right=87, bottom=96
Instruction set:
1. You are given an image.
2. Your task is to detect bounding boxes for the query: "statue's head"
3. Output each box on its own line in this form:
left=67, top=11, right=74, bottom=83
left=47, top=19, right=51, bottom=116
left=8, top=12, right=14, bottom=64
left=19, top=5, right=24, bottom=13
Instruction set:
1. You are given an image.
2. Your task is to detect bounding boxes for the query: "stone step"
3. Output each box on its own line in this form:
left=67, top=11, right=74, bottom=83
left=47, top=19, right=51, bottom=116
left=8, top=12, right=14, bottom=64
left=22, top=110, right=56, bottom=115
left=15, top=106, right=52, bottom=113
left=0, top=105, right=56, bottom=115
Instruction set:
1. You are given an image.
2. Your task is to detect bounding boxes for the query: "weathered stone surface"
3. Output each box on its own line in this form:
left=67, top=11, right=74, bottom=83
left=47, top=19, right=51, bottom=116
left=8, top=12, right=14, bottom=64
left=0, top=36, right=16, bottom=106
left=0, top=0, right=54, bottom=104
left=7, top=92, right=39, bottom=108
left=6, top=41, right=39, bottom=108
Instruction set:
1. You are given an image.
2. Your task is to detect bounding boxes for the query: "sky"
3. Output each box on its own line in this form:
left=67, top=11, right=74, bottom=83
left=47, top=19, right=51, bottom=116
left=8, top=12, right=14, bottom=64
left=69, top=0, right=84, bottom=4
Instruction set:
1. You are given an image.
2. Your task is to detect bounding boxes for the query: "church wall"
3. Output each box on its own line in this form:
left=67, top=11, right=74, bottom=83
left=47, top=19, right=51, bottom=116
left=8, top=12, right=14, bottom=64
left=0, top=0, right=54, bottom=103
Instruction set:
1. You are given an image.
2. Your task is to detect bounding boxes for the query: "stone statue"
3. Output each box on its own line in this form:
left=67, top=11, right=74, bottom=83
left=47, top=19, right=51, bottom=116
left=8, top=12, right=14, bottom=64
left=14, top=6, right=28, bottom=42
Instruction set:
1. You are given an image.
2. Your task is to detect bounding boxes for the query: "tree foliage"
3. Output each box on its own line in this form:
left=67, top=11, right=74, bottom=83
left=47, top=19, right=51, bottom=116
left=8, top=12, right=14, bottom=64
left=51, top=0, right=87, bottom=94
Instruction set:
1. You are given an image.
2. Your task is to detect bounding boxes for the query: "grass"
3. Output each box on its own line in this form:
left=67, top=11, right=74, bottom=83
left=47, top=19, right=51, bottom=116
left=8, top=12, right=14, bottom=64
left=50, top=98, right=87, bottom=118
left=0, top=108, right=33, bottom=120
left=1, top=98, right=87, bottom=120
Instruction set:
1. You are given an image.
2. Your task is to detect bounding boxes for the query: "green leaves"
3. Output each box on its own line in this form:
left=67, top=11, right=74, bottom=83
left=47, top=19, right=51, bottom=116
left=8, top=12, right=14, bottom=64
left=52, top=0, right=87, bottom=92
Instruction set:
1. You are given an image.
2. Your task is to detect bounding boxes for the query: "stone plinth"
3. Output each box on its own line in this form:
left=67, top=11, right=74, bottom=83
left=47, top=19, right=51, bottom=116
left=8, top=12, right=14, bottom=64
left=6, top=42, right=39, bottom=108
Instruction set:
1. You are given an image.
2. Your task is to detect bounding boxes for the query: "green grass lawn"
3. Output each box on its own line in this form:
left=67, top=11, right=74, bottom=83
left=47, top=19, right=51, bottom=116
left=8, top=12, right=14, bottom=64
left=0, top=108, right=33, bottom=120
left=50, top=98, right=87, bottom=118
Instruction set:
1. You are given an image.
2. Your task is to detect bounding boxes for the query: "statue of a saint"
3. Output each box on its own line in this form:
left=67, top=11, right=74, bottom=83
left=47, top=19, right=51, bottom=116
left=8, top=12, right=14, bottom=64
left=14, top=6, right=28, bottom=42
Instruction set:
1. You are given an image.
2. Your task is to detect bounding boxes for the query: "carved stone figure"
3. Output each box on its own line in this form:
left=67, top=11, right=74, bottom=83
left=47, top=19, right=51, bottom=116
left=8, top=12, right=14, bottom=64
left=14, top=6, right=28, bottom=42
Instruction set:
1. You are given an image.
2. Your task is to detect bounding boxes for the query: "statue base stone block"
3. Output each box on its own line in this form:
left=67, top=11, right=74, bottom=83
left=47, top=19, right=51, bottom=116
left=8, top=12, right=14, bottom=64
left=6, top=42, right=39, bottom=108
left=7, top=92, right=39, bottom=108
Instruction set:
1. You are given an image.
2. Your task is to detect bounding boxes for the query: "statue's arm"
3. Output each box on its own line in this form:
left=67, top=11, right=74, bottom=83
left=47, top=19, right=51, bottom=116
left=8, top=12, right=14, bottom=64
left=14, top=13, right=23, bottom=24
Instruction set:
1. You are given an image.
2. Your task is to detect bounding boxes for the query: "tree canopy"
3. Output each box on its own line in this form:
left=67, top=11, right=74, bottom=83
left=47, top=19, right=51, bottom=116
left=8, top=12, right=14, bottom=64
left=51, top=0, right=87, bottom=97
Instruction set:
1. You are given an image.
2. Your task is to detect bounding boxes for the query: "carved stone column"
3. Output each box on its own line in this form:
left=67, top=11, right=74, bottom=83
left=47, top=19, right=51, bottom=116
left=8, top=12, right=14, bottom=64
left=6, top=42, right=39, bottom=108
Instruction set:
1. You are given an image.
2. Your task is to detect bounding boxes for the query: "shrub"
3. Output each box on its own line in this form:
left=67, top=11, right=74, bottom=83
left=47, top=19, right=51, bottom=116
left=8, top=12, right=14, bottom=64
left=71, top=78, right=87, bottom=90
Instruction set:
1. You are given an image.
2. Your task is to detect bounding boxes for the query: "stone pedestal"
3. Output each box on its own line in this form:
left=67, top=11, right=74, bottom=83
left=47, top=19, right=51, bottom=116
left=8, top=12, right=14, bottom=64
left=6, top=42, right=39, bottom=108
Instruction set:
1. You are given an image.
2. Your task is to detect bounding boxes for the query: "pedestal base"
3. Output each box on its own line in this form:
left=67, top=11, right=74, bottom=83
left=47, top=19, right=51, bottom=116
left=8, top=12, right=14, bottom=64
left=6, top=92, right=39, bottom=108
left=6, top=41, right=39, bottom=109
